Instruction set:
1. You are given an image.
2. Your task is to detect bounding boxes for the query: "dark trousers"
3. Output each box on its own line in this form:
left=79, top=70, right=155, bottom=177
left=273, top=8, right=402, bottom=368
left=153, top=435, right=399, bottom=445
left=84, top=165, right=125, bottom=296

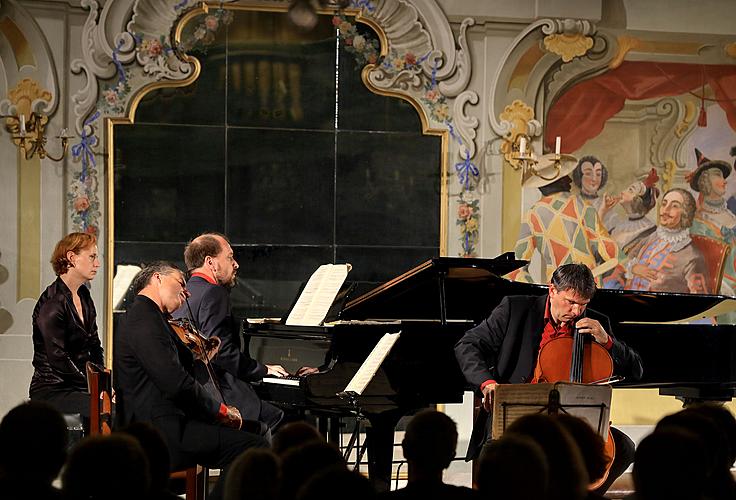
left=30, top=387, right=90, bottom=418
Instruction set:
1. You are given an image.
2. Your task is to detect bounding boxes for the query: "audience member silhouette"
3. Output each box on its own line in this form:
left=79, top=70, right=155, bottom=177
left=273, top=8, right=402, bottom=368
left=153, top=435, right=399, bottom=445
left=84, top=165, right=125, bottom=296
left=297, top=465, right=376, bottom=500
left=280, top=440, right=346, bottom=500
left=655, top=408, right=735, bottom=500
left=62, top=434, right=151, bottom=500
left=0, top=401, right=68, bottom=500
left=554, top=414, right=609, bottom=498
left=687, top=403, right=736, bottom=467
left=475, top=433, right=549, bottom=500
left=121, top=422, right=179, bottom=500
left=632, top=428, right=708, bottom=500
left=272, top=421, right=324, bottom=456
left=381, top=410, right=480, bottom=499
left=224, top=448, right=281, bottom=500
left=505, top=413, right=589, bottom=500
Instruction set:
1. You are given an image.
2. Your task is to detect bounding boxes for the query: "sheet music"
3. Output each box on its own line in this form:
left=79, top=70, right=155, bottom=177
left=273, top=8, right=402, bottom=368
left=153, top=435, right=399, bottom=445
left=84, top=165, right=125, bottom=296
left=342, top=332, right=401, bottom=396
left=491, top=382, right=611, bottom=440
left=285, top=263, right=351, bottom=326
left=112, top=265, right=141, bottom=310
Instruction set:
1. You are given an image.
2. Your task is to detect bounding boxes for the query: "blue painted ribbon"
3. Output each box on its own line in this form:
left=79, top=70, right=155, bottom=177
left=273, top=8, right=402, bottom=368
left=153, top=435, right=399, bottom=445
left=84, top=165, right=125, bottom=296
left=71, top=111, right=100, bottom=185
left=174, top=0, right=189, bottom=10
left=112, top=39, right=126, bottom=84
left=351, top=0, right=376, bottom=12
left=445, top=120, right=463, bottom=146
left=430, top=59, right=438, bottom=89
left=455, top=149, right=479, bottom=191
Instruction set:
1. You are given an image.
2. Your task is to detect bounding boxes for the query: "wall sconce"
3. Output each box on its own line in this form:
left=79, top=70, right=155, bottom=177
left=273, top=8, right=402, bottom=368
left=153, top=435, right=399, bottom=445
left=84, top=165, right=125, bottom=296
left=508, top=135, right=576, bottom=185
left=2, top=112, right=71, bottom=162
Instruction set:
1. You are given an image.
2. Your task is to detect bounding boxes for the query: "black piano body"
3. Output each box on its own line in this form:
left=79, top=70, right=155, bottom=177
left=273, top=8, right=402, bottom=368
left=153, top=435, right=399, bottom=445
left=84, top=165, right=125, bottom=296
left=243, top=253, right=736, bottom=488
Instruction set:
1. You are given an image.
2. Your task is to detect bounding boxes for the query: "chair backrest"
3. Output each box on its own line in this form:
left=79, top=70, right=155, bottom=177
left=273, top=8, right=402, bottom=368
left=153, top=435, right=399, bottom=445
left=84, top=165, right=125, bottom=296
left=86, top=361, right=113, bottom=435
left=690, top=234, right=731, bottom=294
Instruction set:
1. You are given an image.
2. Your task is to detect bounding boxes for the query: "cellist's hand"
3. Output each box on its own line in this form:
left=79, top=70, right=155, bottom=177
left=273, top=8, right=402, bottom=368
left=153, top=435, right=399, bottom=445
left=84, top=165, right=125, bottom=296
left=575, top=317, right=609, bottom=345
left=481, top=382, right=496, bottom=412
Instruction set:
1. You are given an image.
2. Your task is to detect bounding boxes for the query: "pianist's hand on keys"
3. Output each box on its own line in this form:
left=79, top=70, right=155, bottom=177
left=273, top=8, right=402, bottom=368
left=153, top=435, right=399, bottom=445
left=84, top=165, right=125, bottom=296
left=266, top=364, right=289, bottom=377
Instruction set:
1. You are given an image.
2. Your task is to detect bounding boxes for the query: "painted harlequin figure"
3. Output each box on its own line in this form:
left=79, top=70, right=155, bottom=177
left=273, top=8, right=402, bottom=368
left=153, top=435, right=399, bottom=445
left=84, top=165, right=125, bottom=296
left=508, top=160, right=626, bottom=288
left=572, top=155, right=620, bottom=232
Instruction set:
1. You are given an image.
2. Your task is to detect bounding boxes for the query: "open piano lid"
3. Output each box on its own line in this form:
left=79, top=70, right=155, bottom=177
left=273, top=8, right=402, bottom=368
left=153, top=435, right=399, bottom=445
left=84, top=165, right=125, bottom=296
left=340, top=253, right=736, bottom=325
left=340, top=253, right=536, bottom=322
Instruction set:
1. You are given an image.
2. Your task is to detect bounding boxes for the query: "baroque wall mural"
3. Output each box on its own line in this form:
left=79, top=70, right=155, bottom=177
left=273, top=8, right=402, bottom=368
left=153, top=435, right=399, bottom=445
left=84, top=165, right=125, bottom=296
left=486, top=17, right=736, bottom=311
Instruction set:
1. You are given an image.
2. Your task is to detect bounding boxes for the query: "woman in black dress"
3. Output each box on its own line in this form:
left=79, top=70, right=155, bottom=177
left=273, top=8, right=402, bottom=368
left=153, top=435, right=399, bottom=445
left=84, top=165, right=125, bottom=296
left=29, top=232, right=103, bottom=417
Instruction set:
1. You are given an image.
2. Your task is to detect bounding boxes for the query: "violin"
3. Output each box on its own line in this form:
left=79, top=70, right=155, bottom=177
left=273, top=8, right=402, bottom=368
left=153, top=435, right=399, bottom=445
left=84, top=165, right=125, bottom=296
left=532, top=321, right=616, bottom=490
left=168, top=317, right=220, bottom=362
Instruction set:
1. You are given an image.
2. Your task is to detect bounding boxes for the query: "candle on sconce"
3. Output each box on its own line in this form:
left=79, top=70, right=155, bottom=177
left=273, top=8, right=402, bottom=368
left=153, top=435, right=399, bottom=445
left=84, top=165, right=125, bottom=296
left=19, top=114, right=26, bottom=136
left=519, top=137, right=527, bottom=156
left=555, top=136, right=561, bottom=155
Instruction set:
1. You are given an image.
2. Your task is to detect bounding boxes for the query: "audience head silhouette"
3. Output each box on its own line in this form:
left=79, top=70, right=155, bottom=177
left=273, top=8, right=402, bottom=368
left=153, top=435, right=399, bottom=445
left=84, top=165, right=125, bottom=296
left=476, top=433, right=549, bottom=500
left=0, top=401, right=67, bottom=486
left=505, top=413, right=588, bottom=500
left=272, top=421, right=323, bottom=456
left=280, top=440, right=346, bottom=500
left=554, top=413, right=608, bottom=486
left=401, top=409, right=458, bottom=480
left=62, top=434, right=151, bottom=500
left=297, top=466, right=375, bottom=500
left=633, top=428, right=708, bottom=500
left=120, top=422, right=173, bottom=496
left=224, top=448, right=281, bottom=500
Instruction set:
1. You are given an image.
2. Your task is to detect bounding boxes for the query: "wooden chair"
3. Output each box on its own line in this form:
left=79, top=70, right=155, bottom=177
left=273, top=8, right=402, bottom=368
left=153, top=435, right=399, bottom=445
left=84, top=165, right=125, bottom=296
left=85, top=362, right=208, bottom=500
left=690, top=234, right=731, bottom=294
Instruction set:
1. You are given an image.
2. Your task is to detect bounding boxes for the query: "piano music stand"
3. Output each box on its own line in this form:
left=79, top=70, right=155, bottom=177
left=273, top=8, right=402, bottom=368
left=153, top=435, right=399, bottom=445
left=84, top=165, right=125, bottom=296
left=491, top=382, right=612, bottom=441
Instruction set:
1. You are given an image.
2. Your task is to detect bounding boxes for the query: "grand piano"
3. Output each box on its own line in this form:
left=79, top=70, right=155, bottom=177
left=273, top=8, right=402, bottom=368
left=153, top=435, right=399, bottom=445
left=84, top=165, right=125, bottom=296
left=243, top=253, right=736, bottom=488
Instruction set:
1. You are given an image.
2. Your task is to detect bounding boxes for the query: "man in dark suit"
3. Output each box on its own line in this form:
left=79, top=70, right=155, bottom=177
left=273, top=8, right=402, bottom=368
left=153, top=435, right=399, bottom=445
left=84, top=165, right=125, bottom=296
left=454, top=263, right=643, bottom=493
left=173, top=233, right=287, bottom=432
left=114, top=261, right=268, bottom=500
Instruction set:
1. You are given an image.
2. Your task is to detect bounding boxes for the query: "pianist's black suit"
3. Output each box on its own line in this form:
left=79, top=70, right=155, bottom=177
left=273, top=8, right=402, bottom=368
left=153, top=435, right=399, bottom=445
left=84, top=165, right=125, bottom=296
left=114, top=295, right=268, bottom=472
left=454, top=294, right=643, bottom=492
left=173, top=276, right=283, bottom=428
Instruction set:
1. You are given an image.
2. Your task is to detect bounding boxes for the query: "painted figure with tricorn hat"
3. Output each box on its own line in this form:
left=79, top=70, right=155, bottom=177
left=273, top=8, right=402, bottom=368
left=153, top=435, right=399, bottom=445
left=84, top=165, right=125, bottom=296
left=689, top=147, right=736, bottom=294
left=507, top=157, right=626, bottom=288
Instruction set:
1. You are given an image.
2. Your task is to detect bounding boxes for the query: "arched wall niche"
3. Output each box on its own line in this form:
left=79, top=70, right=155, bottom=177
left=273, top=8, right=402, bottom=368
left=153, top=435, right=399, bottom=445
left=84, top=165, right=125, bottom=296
left=69, top=0, right=479, bottom=361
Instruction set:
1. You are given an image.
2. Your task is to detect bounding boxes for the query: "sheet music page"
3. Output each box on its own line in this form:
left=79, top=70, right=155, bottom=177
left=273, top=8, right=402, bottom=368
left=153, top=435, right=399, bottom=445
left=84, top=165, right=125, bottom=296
left=112, top=265, right=141, bottom=310
left=285, top=263, right=351, bottom=326
left=492, top=382, right=611, bottom=440
left=343, top=332, right=401, bottom=395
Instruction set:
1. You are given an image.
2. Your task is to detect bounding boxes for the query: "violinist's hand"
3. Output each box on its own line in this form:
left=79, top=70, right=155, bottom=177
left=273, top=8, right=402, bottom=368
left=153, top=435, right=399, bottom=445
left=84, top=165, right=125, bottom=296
left=217, top=405, right=242, bottom=430
left=206, top=336, right=221, bottom=362
left=266, top=364, right=289, bottom=378
left=296, top=366, right=319, bottom=376
left=481, top=383, right=496, bottom=412
left=575, top=317, right=609, bottom=345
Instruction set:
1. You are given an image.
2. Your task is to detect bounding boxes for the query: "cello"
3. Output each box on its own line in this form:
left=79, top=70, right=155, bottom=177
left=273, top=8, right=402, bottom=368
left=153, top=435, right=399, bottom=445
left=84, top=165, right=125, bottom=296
left=532, top=319, right=616, bottom=490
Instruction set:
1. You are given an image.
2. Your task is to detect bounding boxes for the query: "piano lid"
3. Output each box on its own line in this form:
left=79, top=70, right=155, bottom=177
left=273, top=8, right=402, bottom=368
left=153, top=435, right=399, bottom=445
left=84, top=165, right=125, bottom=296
left=340, top=253, right=535, bottom=322
left=340, top=253, right=736, bottom=325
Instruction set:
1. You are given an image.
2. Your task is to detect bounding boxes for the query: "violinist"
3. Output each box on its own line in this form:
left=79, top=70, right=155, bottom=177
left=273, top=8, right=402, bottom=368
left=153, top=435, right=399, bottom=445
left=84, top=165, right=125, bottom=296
left=114, top=261, right=268, bottom=500
left=173, top=233, right=287, bottom=433
left=455, top=263, right=643, bottom=494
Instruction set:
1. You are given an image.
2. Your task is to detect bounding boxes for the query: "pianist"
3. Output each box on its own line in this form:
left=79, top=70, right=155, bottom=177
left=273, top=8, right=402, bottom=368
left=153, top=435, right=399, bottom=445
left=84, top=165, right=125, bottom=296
left=173, top=233, right=287, bottom=433
left=454, top=263, right=643, bottom=493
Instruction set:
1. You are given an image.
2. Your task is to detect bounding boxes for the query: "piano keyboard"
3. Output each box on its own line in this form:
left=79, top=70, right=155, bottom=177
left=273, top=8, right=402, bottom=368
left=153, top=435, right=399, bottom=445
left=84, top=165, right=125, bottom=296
left=262, top=375, right=302, bottom=387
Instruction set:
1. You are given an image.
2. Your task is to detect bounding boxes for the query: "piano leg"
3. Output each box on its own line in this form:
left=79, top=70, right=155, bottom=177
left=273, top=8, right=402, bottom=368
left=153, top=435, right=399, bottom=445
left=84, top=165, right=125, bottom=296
left=365, top=409, right=404, bottom=493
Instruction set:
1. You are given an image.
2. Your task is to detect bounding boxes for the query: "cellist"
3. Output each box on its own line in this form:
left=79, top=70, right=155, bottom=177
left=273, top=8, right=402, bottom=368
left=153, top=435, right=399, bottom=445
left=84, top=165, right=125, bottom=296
left=455, top=263, right=643, bottom=494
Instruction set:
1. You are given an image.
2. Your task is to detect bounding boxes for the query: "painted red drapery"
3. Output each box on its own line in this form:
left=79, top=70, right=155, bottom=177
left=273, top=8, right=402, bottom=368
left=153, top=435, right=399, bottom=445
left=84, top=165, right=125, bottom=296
left=545, top=61, right=736, bottom=153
